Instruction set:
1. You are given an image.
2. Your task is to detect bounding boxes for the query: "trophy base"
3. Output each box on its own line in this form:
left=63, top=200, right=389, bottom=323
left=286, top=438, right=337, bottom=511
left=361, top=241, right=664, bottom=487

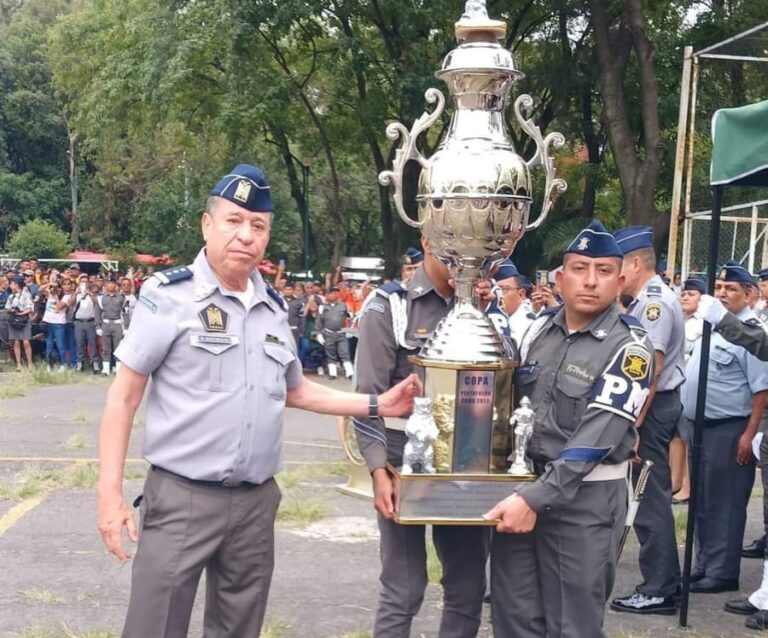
left=391, top=465, right=536, bottom=525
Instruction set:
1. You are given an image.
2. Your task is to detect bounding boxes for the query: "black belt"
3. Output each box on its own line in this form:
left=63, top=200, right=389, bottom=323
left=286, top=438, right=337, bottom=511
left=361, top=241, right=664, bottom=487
left=704, top=416, right=751, bottom=427
left=75, top=318, right=94, bottom=322
left=152, top=465, right=260, bottom=489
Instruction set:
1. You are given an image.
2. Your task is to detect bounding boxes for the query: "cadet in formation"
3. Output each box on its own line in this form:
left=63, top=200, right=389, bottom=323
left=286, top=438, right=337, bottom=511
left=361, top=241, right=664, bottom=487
left=484, top=220, right=655, bottom=638
left=354, top=238, right=488, bottom=638
left=316, top=285, right=353, bottom=379
left=97, top=164, right=420, bottom=638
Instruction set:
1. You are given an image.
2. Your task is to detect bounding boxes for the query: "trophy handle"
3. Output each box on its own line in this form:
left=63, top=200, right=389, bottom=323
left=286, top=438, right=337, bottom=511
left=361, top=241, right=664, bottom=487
left=379, top=88, right=446, bottom=229
left=514, top=95, right=568, bottom=231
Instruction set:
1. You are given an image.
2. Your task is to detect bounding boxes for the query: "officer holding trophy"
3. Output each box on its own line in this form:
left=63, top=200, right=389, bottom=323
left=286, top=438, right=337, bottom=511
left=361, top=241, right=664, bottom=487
left=484, top=221, right=655, bottom=637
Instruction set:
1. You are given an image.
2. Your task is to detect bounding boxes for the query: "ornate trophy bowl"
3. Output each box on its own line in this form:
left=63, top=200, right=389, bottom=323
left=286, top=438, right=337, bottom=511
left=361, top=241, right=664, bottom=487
left=377, top=1, right=566, bottom=524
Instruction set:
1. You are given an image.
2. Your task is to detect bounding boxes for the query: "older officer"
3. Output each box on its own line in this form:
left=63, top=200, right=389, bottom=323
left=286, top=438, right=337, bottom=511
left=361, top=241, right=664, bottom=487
left=610, top=226, right=685, bottom=615
left=97, top=164, right=419, bottom=638
left=681, top=261, right=768, bottom=594
left=354, top=238, right=488, bottom=638
left=484, top=220, right=654, bottom=638
left=315, top=286, right=353, bottom=379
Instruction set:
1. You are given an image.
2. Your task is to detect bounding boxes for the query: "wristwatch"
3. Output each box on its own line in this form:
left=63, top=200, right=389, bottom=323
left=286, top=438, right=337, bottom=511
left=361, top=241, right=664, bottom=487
left=368, top=394, right=379, bottom=419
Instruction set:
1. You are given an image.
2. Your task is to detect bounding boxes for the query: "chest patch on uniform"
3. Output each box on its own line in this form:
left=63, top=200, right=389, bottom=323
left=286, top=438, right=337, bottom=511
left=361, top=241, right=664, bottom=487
left=621, top=346, right=651, bottom=380
left=199, top=303, right=229, bottom=332
left=415, top=328, right=430, bottom=339
left=139, top=295, right=158, bottom=313
left=564, top=364, right=594, bottom=382
left=266, top=333, right=286, bottom=347
left=645, top=302, right=662, bottom=322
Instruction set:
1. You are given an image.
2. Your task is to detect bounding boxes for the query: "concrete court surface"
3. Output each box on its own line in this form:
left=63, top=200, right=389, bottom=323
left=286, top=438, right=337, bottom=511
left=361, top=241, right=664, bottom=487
left=0, top=372, right=766, bottom=638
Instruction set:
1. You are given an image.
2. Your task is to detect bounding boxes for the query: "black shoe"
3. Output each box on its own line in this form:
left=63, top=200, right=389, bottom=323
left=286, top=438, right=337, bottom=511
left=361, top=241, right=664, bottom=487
left=743, top=536, right=767, bottom=559
left=689, top=577, right=739, bottom=593
left=746, top=609, right=768, bottom=630
left=610, top=592, right=677, bottom=615
left=725, top=599, right=760, bottom=615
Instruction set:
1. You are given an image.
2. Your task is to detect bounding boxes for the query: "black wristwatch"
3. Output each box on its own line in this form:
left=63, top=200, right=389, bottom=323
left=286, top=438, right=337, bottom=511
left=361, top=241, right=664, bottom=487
left=368, top=394, right=379, bottom=419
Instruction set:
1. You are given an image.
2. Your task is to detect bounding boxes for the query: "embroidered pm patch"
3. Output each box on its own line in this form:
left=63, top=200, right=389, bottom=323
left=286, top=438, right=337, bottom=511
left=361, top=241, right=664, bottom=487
left=588, top=344, right=652, bottom=422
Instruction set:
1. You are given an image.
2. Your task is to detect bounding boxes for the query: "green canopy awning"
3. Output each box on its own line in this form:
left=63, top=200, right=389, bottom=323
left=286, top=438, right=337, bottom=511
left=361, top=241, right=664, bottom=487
left=711, top=99, right=768, bottom=187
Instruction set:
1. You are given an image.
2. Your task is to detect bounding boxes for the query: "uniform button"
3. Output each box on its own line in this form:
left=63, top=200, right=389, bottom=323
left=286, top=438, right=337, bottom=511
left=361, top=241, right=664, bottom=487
left=249, top=385, right=254, bottom=391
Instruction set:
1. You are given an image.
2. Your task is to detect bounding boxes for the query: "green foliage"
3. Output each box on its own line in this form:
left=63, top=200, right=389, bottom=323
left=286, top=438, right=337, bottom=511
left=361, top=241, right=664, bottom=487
left=7, top=219, right=71, bottom=258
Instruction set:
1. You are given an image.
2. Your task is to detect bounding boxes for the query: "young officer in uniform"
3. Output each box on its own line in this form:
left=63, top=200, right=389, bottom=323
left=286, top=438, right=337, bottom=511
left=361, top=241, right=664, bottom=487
left=282, top=281, right=305, bottom=351
left=610, top=226, right=686, bottom=615
left=315, top=286, right=353, bottom=379
left=97, top=164, right=420, bottom=638
left=400, top=247, right=423, bottom=282
left=354, top=239, right=488, bottom=638
left=484, top=220, right=655, bottom=638
left=681, top=261, right=768, bottom=594
left=484, top=258, right=537, bottom=351
left=97, top=278, right=125, bottom=375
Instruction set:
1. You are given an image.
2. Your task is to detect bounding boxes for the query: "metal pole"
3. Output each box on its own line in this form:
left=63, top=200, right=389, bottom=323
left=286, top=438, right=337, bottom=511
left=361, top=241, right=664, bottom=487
left=303, top=164, right=310, bottom=275
left=749, top=204, right=758, bottom=273
left=667, top=46, right=694, bottom=277
left=679, top=185, right=724, bottom=627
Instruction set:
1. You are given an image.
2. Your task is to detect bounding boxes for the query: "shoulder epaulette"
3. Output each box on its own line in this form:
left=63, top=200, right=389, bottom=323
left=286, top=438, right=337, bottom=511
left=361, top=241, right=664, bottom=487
left=620, top=314, right=647, bottom=331
left=154, top=266, right=193, bottom=286
left=376, top=281, right=407, bottom=298
left=646, top=285, right=662, bottom=296
left=266, top=284, right=287, bottom=311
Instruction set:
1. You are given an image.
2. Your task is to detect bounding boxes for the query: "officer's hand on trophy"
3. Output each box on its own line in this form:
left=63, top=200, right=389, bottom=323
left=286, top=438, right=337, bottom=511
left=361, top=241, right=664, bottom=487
left=372, top=467, right=396, bottom=519
left=378, top=373, right=423, bottom=417
left=97, top=494, right=138, bottom=562
left=482, top=493, right=537, bottom=534
left=699, top=293, right=726, bottom=326
left=473, top=279, right=493, bottom=310
left=737, top=432, right=755, bottom=466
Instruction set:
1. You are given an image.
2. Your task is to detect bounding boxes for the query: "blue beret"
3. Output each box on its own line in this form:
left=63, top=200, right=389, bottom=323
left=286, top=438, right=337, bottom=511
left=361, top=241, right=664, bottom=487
left=565, top=220, right=623, bottom=259
left=718, top=260, right=753, bottom=285
left=210, top=164, right=274, bottom=212
left=758, top=269, right=768, bottom=281
left=683, top=278, right=705, bottom=293
left=494, top=259, right=520, bottom=281
left=403, top=247, right=423, bottom=264
left=613, top=225, right=654, bottom=255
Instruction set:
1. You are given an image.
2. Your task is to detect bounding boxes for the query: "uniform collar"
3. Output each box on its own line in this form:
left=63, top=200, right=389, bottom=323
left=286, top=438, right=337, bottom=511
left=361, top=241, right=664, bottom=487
left=407, top=264, right=451, bottom=304
left=552, top=302, right=617, bottom=340
left=192, top=249, right=270, bottom=309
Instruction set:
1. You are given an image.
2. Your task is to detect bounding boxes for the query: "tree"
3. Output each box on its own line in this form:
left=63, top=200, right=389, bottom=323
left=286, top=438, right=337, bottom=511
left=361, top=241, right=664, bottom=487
left=7, top=218, right=72, bottom=257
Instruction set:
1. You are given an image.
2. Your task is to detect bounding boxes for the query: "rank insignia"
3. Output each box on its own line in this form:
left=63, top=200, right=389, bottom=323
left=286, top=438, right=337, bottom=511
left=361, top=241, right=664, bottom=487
left=645, top=302, right=662, bottom=322
left=621, top=346, right=650, bottom=381
left=233, top=179, right=252, bottom=203
left=199, top=303, right=229, bottom=332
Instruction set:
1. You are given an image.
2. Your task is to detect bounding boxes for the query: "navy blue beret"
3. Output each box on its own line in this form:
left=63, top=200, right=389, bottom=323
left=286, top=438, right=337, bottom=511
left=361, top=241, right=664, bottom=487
left=403, top=247, right=423, bottom=265
left=210, top=164, right=274, bottom=213
left=565, top=220, right=623, bottom=259
left=494, top=259, right=520, bottom=281
left=613, top=225, right=654, bottom=255
left=718, top=260, right=753, bottom=285
left=758, top=269, right=768, bottom=281
left=683, top=278, right=705, bottom=293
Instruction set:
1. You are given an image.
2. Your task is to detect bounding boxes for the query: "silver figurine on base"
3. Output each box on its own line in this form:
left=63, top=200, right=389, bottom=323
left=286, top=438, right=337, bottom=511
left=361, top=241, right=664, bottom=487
left=507, top=396, right=535, bottom=476
left=402, top=397, right=439, bottom=475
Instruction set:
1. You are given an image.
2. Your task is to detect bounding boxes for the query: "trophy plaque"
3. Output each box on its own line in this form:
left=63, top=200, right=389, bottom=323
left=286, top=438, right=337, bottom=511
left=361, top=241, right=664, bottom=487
left=379, top=0, right=567, bottom=524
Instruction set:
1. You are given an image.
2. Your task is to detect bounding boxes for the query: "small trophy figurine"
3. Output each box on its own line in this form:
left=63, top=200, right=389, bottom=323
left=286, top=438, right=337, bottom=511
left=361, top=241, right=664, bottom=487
left=508, top=396, right=535, bottom=475
left=402, top=397, right=439, bottom=474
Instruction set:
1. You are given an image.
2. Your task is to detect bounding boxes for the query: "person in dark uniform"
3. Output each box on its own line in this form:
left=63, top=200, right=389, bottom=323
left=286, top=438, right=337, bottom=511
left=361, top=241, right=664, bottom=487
left=610, top=226, right=685, bottom=615
left=316, top=286, right=353, bottom=379
left=282, top=281, right=305, bottom=351
left=97, top=164, right=419, bottom=638
left=97, top=278, right=125, bottom=375
left=681, top=261, right=768, bottom=595
left=484, top=220, right=655, bottom=638
left=354, top=239, right=488, bottom=638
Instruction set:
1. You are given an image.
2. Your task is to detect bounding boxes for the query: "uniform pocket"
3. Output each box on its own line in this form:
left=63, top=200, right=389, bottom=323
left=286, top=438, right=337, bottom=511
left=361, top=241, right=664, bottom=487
left=263, top=342, right=296, bottom=400
left=189, top=334, right=240, bottom=392
left=555, top=374, right=592, bottom=434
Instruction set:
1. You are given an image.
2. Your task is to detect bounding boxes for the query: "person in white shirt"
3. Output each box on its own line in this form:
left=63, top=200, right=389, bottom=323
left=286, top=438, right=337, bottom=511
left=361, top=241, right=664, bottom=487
left=41, top=282, right=68, bottom=370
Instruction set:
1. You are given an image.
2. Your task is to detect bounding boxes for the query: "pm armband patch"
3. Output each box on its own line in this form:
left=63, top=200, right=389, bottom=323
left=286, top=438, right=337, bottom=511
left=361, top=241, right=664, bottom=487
left=588, top=345, right=651, bottom=421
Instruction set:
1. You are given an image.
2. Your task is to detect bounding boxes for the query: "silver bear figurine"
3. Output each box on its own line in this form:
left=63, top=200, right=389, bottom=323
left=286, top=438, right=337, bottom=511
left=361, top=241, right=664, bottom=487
left=402, top=397, right=439, bottom=474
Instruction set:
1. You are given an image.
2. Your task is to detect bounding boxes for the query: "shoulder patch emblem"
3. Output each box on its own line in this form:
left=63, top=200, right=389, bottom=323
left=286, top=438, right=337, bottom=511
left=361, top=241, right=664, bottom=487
left=199, top=303, right=229, bottom=332
left=621, top=346, right=650, bottom=381
left=366, top=301, right=386, bottom=314
left=645, top=302, right=662, bottom=322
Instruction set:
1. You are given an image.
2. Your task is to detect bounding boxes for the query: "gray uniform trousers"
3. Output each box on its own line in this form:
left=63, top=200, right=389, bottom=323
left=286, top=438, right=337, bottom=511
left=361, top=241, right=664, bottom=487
left=122, top=468, right=281, bottom=638
left=633, top=389, right=682, bottom=598
left=102, top=321, right=123, bottom=364
left=324, top=330, right=350, bottom=364
left=74, top=320, right=101, bottom=368
left=491, top=480, right=627, bottom=638
left=688, top=417, right=755, bottom=581
left=375, top=431, right=488, bottom=638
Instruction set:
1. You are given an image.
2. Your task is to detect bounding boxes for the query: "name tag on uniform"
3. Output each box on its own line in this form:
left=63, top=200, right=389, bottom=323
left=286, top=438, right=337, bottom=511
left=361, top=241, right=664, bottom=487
left=190, top=333, right=239, bottom=355
left=265, top=334, right=285, bottom=347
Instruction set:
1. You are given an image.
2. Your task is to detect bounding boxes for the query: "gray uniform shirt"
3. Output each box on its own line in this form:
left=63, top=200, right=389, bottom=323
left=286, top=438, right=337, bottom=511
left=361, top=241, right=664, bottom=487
left=286, top=296, right=305, bottom=334
left=99, top=293, right=124, bottom=321
left=626, top=275, right=685, bottom=391
left=316, top=301, right=349, bottom=332
left=516, top=303, right=655, bottom=512
left=354, top=266, right=452, bottom=471
left=115, top=249, right=303, bottom=485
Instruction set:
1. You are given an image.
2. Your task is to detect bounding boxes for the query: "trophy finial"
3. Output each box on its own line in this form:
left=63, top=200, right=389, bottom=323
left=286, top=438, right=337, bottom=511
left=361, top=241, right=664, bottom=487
left=455, top=0, right=506, bottom=42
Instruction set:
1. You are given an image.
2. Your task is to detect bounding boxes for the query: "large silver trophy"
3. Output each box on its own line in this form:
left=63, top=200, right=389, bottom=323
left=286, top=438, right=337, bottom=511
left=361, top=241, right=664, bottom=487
left=381, top=0, right=566, bottom=524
